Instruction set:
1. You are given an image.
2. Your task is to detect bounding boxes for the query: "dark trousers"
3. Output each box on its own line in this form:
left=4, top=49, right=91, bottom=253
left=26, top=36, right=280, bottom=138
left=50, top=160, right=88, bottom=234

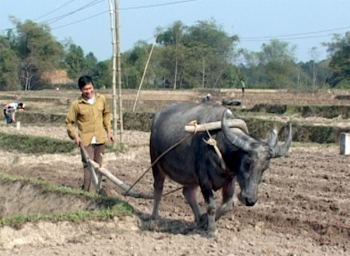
left=3, top=109, right=12, bottom=123
left=81, top=144, right=105, bottom=192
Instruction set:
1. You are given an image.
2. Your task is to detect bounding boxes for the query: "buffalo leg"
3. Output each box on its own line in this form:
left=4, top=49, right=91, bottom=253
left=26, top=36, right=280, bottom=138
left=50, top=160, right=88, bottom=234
left=151, top=164, right=166, bottom=219
left=215, top=180, right=234, bottom=221
left=182, top=186, right=202, bottom=224
left=199, top=182, right=216, bottom=236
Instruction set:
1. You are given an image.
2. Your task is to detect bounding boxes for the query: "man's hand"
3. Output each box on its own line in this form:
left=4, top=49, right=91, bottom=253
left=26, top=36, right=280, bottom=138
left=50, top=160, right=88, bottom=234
left=108, top=132, right=115, bottom=142
left=74, top=136, right=82, bottom=146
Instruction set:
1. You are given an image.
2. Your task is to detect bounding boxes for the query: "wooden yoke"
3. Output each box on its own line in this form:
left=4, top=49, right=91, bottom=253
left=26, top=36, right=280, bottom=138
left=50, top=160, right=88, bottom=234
left=185, top=119, right=249, bottom=134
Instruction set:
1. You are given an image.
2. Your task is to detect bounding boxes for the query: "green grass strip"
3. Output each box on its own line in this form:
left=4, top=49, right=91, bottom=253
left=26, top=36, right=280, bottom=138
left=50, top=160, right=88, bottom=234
left=0, top=132, right=75, bottom=154
left=0, top=173, right=133, bottom=227
left=0, top=173, right=91, bottom=196
left=0, top=207, right=131, bottom=227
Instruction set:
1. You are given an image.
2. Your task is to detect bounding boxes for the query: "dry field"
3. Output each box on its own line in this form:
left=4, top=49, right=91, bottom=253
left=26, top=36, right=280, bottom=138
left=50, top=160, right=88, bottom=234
left=2, top=87, right=350, bottom=112
left=0, top=89, right=350, bottom=255
left=0, top=127, right=349, bottom=256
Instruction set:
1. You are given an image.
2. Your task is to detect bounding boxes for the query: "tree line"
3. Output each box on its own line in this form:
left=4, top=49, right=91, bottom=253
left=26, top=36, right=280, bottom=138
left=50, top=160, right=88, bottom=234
left=1, top=17, right=350, bottom=91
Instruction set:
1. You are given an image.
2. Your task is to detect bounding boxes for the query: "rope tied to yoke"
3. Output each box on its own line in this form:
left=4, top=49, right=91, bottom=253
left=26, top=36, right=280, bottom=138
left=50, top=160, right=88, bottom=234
left=161, top=122, right=228, bottom=197
left=123, top=121, right=199, bottom=196
left=202, top=123, right=227, bottom=171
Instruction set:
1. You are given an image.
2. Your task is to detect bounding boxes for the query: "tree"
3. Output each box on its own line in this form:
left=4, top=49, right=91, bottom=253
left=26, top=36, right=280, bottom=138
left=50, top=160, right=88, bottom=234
left=254, top=39, right=298, bottom=88
left=84, top=52, right=98, bottom=74
left=323, top=32, right=350, bottom=87
left=91, top=59, right=112, bottom=89
left=10, top=18, right=64, bottom=90
left=0, top=36, right=20, bottom=90
left=122, top=41, right=157, bottom=89
left=64, top=43, right=85, bottom=80
left=181, top=19, right=239, bottom=89
left=299, top=58, right=330, bottom=90
left=317, top=59, right=331, bottom=88
left=308, top=47, right=320, bottom=90
left=157, top=21, right=186, bottom=89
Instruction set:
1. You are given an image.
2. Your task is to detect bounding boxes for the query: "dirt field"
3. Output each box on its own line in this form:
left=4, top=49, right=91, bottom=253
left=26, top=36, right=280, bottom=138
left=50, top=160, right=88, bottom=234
left=0, top=126, right=350, bottom=256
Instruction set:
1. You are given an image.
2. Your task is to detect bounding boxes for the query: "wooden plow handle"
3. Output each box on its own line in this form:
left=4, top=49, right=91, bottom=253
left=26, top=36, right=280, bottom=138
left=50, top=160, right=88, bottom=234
left=80, top=144, right=153, bottom=199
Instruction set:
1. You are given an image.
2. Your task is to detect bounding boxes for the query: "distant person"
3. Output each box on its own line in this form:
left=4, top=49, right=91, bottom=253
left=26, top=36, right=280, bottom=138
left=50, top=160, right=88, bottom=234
left=3, top=102, right=25, bottom=124
left=201, top=93, right=212, bottom=103
left=241, top=80, right=246, bottom=95
left=66, top=75, right=114, bottom=192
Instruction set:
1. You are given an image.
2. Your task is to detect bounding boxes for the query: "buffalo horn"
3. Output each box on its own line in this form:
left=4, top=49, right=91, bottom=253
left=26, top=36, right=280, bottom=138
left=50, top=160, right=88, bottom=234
left=270, top=123, right=292, bottom=158
left=221, top=109, right=252, bottom=151
left=267, top=128, right=278, bottom=147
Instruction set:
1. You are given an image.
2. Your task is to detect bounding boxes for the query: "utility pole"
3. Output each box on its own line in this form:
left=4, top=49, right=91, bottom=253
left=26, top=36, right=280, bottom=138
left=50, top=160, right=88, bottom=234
left=107, top=0, right=118, bottom=145
left=114, top=0, right=123, bottom=143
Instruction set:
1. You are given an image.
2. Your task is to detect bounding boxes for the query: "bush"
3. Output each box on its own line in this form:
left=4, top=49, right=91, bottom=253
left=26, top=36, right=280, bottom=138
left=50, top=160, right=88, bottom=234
left=334, top=80, right=350, bottom=89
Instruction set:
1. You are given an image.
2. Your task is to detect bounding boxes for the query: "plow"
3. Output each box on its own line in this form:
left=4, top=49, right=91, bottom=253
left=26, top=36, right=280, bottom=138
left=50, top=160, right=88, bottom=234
left=80, top=118, right=248, bottom=199
left=80, top=145, right=154, bottom=199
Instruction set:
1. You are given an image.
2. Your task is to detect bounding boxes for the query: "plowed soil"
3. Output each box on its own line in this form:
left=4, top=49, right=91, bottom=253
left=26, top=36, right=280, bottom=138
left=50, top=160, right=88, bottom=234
left=0, top=127, right=350, bottom=256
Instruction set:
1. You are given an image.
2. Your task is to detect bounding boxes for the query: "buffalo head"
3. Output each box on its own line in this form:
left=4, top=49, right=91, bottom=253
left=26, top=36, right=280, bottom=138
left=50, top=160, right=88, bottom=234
left=221, top=109, right=292, bottom=206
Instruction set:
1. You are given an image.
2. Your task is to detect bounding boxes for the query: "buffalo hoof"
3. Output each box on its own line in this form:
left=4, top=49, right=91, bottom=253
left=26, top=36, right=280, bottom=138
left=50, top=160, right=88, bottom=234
left=139, top=214, right=157, bottom=221
left=206, top=228, right=218, bottom=238
left=198, top=213, right=208, bottom=229
left=150, top=214, right=159, bottom=221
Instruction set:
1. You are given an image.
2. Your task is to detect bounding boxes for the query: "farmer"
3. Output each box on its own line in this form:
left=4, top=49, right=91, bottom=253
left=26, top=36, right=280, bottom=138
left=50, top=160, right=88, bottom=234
left=66, top=75, right=114, bottom=192
left=241, top=80, right=246, bottom=95
left=3, top=102, right=25, bottom=124
left=201, top=93, right=212, bottom=103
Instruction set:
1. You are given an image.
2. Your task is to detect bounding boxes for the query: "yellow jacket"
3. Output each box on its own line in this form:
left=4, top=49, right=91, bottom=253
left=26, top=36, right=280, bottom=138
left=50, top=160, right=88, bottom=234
left=66, top=93, right=112, bottom=146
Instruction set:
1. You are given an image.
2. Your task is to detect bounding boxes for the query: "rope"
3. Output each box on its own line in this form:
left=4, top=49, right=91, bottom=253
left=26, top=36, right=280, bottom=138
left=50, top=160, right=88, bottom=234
left=162, top=186, right=183, bottom=196
left=202, top=123, right=227, bottom=171
left=124, top=124, right=198, bottom=196
left=162, top=123, right=227, bottom=197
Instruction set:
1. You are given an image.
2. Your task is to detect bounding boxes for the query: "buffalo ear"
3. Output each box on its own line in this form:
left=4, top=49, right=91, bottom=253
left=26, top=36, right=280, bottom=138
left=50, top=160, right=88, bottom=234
left=267, top=127, right=278, bottom=148
left=270, top=123, right=292, bottom=158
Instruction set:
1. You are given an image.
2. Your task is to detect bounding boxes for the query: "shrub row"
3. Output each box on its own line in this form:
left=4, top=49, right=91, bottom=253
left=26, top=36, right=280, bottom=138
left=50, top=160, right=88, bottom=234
left=244, top=118, right=349, bottom=144
left=7, top=109, right=350, bottom=145
left=248, top=103, right=350, bottom=118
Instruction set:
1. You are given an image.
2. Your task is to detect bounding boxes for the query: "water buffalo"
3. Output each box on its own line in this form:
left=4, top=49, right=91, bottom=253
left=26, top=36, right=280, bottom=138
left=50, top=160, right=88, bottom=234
left=150, top=103, right=292, bottom=236
left=221, top=98, right=242, bottom=106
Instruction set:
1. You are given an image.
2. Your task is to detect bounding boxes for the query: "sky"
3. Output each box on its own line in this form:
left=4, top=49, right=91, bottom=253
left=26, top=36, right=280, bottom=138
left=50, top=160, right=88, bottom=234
left=1, top=0, right=350, bottom=63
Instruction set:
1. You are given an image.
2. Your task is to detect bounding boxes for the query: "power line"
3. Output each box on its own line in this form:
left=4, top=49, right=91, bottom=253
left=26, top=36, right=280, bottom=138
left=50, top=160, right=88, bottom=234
left=240, top=32, right=347, bottom=43
left=1, top=0, right=349, bottom=46
left=120, top=0, right=199, bottom=10
left=46, top=0, right=199, bottom=27
left=240, top=26, right=350, bottom=41
left=49, top=0, right=198, bottom=27
left=48, top=0, right=349, bottom=43
left=44, top=0, right=104, bottom=25
left=34, top=0, right=77, bottom=21
left=52, top=10, right=108, bottom=30
left=51, top=0, right=200, bottom=30
left=0, top=0, right=103, bottom=33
